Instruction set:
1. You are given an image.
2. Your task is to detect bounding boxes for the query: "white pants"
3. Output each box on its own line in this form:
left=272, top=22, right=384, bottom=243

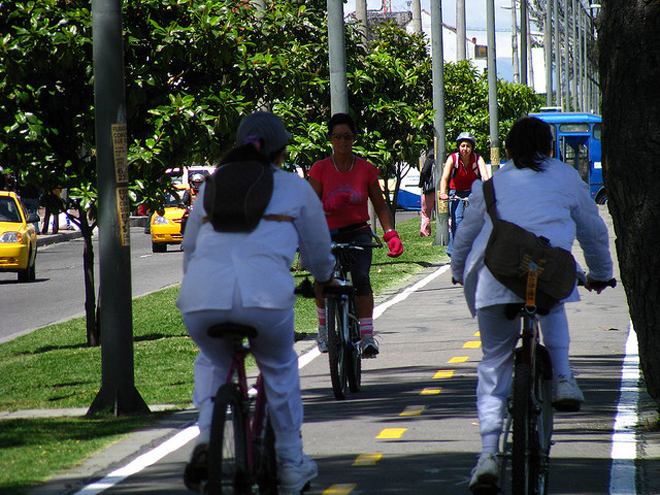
left=475, top=303, right=570, bottom=451
left=183, top=296, right=303, bottom=464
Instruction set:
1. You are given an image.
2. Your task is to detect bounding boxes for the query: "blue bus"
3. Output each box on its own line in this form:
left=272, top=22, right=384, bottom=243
left=530, top=110, right=606, bottom=204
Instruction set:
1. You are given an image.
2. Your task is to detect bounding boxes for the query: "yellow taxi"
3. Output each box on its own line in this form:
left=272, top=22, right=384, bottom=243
left=0, top=191, right=38, bottom=282
left=150, top=185, right=189, bottom=252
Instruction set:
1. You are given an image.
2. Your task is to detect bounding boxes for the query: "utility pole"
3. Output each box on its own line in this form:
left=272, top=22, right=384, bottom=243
left=88, top=0, right=148, bottom=416
left=520, top=0, right=528, bottom=85
left=510, top=0, right=520, bottom=83
left=328, top=0, right=349, bottom=115
left=545, top=0, right=553, bottom=104
left=487, top=0, right=501, bottom=169
left=411, top=0, right=422, bottom=34
left=356, top=0, right=368, bottom=48
left=456, top=0, right=466, bottom=60
left=554, top=0, right=562, bottom=109
left=430, top=0, right=448, bottom=246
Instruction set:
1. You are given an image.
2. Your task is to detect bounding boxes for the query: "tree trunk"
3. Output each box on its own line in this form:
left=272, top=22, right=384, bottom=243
left=599, top=0, right=660, bottom=406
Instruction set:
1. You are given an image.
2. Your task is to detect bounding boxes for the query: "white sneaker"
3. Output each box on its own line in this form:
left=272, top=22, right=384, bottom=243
left=553, top=374, right=584, bottom=412
left=359, top=333, right=379, bottom=358
left=469, top=453, right=501, bottom=493
left=316, top=325, right=328, bottom=353
left=278, top=454, right=318, bottom=494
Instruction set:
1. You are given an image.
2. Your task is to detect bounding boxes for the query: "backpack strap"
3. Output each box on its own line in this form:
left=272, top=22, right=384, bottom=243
left=482, top=178, right=498, bottom=223
left=451, top=152, right=481, bottom=179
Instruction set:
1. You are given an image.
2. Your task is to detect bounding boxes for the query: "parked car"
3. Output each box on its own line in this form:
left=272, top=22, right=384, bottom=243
left=150, top=185, right=189, bottom=253
left=0, top=191, right=39, bottom=281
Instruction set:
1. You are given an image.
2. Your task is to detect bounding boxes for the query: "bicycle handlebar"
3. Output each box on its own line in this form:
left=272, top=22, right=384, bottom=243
left=577, top=277, right=617, bottom=291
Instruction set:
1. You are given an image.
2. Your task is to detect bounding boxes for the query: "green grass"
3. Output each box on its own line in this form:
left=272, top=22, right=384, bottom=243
left=0, top=217, right=447, bottom=494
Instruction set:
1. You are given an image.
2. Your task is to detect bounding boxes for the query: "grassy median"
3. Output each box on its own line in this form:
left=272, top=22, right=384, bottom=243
left=0, top=217, right=447, bottom=494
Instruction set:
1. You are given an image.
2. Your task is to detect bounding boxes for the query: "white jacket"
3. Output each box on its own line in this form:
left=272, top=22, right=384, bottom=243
left=176, top=166, right=335, bottom=313
left=451, top=157, right=613, bottom=316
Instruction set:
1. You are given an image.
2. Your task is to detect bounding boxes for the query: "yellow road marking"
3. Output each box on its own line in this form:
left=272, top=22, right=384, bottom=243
left=421, top=388, right=442, bottom=395
left=323, top=484, right=357, bottom=494
left=448, top=356, right=469, bottom=363
left=433, top=369, right=454, bottom=379
left=353, top=453, right=382, bottom=466
left=399, top=405, right=425, bottom=416
left=474, top=331, right=481, bottom=337
left=463, top=341, right=481, bottom=348
left=376, top=428, right=407, bottom=439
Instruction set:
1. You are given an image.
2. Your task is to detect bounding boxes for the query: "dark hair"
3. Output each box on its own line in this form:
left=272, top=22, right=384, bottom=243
left=220, top=143, right=269, bottom=166
left=505, top=117, right=553, bottom=172
left=328, top=113, right=357, bottom=136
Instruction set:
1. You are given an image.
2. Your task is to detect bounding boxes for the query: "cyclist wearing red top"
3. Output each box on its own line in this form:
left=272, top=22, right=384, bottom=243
left=308, top=113, right=404, bottom=358
left=439, top=132, right=490, bottom=257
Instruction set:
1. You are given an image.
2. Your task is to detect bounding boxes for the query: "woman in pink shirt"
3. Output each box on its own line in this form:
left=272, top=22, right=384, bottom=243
left=308, top=113, right=404, bottom=358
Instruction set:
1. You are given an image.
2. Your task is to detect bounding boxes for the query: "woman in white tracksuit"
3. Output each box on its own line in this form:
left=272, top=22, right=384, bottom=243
left=176, top=112, right=335, bottom=494
left=450, top=117, right=613, bottom=493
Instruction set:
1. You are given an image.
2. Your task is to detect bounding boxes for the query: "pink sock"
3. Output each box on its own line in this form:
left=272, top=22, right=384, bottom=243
left=317, top=307, right=326, bottom=328
left=359, top=317, right=373, bottom=338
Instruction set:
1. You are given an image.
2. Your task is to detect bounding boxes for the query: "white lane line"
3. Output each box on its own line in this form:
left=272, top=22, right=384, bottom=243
left=72, top=425, right=200, bottom=495
left=609, top=322, right=639, bottom=495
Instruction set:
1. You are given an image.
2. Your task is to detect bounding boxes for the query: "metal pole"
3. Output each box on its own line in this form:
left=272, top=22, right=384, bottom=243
left=487, top=0, right=501, bottom=168
left=554, top=0, right=561, bottom=109
left=88, top=0, right=148, bottom=416
left=430, top=0, right=448, bottom=246
left=563, top=0, right=569, bottom=110
left=356, top=0, right=368, bottom=48
left=511, top=0, right=520, bottom=84
left=457, top=0, right=466, bottom=60
left=545, top=0, right=553, bottom=105
left=571, top=0, right=578, bottom=108
left=411, top=0, right=422, bottom=34
left=520, top=0, right=528, bottom=85
left=328, top=0, right=349, bottom=115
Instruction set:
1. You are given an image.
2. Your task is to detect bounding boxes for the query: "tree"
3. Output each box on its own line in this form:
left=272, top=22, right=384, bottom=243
left=599, top=0, right=660, bottom=407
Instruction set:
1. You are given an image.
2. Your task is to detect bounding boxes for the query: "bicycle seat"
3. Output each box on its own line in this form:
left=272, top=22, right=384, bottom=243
left=207, top=322, right=258, bottom=339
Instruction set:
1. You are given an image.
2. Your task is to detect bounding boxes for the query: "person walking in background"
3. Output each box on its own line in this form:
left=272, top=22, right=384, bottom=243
left=177, top=111, right=336, bottom=494
left=450, top=117, right=613, bottom=493
left=439, top=132, right=490, bottom=256
left=308, top=113, right=404, bottom=358
left=418, top=148, right=436, bottom=237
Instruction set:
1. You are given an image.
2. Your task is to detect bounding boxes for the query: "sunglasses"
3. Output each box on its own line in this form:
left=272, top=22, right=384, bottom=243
left=331, top=133, right=356, bottom=141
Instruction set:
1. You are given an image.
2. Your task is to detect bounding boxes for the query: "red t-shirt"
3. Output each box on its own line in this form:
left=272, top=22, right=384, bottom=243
left=450, top=152, right=481, bottom=192
left=308, top=156, right=380, bottom=230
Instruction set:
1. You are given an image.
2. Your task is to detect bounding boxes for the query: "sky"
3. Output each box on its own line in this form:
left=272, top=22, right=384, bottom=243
left=343, top=0, right=549, bottom=90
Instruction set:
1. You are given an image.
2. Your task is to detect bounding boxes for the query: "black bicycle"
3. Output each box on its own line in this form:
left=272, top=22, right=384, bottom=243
left=497, top=276, right=616, bottom=495
left=324, top=239, right=380, bottom=400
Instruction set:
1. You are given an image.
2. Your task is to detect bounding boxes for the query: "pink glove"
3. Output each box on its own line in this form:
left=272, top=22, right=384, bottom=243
left=383, top=230, right=404, bottom=258
left=323, top=191, right=353, bottom=213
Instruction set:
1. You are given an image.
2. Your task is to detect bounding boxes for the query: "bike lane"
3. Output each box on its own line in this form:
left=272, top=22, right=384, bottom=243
left=28, top=209, right=659, bottom=495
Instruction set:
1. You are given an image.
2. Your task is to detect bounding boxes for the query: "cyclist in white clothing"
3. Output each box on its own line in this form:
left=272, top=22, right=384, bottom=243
left=176, top=112, right=336, bottom=494
left=450, top=117, right=613, bottom=493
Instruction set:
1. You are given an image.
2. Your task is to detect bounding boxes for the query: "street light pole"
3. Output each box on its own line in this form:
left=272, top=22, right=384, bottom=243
left=520, top=0, right=528, bottom=85
left=88, top=0, right=148, bottom=417
left=430, top=0, right=448, bottom=246
left=328, top=0, right=349, bottom=115
left=545, top=0, right=553, bottom=104
left=487, top=0, right=501, bottom=169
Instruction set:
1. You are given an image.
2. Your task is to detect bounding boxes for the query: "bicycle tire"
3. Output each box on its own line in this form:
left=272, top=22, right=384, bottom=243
left=347, top=309, right=361, bottom=393
left=255, top=416, right=278, bottom=495
left=207, top=383, right=250, bottom=495
left=533, top=347, right=554, bottom=495
left=327, top=298, right=348, bottom=400
left=512, top=362, right=536, bottom=495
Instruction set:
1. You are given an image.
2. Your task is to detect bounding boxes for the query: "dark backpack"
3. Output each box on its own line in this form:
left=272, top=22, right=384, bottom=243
left=203, top=159, right=274, bottom=233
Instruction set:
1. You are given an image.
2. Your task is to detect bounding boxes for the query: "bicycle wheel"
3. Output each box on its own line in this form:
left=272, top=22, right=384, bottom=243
left=347, top=308, right=362, bottom=393
left=532, top=347, right=554, bottom=495
left=255, top=415, right=278, bottom=495
left=512, top=362, right=536, bottom=495
left=207, top=383, right=250, bottom=495
left=327, top=298, right=349, bottom=400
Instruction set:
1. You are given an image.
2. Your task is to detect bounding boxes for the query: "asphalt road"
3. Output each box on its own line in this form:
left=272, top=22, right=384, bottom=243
left=0, top=228, right=184, bottom=343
